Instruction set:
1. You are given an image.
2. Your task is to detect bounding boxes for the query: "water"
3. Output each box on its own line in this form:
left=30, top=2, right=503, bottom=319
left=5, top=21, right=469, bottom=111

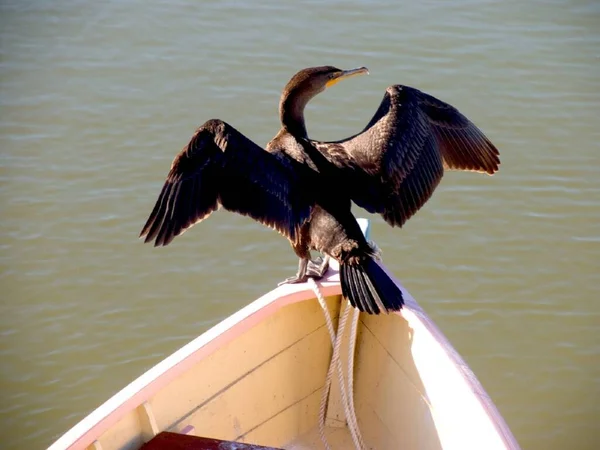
left=1, top=1, right=598, bottom=449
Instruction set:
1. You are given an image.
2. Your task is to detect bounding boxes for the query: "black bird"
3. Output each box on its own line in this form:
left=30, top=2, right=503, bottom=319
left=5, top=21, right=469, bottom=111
left=139, top=66, right=499, bottom=315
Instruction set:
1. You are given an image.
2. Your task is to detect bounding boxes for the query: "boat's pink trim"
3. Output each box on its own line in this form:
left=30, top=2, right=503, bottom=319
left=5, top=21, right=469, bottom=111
left=49, top=264, right=519, bottom=450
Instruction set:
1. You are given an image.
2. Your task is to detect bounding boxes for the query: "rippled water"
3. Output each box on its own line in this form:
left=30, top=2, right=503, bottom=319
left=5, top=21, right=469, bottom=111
left=1, top=1, right=599, bottom=449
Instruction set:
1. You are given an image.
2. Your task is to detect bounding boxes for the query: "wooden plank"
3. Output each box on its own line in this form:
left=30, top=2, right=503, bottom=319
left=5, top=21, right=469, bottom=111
left=138, top=401, right=160, bottom=441
left=353, top=314, right=441, bottom=450
left=179, top=323, right=334, bottom=442
left=150, top=296, right=340, bottom=433
left=87, top=441, right=103, bottom=450
left=240, top=388, right=322, bottom=446
left=141, top=431, right=284, bottom=450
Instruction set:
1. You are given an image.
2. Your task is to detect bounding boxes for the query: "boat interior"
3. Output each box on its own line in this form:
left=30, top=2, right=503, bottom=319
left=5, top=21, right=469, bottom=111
left=89, top=292, right=451, bottom=450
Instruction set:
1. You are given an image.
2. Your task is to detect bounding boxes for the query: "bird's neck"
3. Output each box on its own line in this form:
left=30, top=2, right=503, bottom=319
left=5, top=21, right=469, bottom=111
left=279, top=90, right=310, bottom=138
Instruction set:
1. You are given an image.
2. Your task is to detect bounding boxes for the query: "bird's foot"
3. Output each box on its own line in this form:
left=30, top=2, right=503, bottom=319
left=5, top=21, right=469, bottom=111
left=367, top=239, right=383, bottom=260
left=305, top=255, right=330, bottom=279
left=278, top=258, right=309, bottom=286
left=277, top=256, right=330, bottom=286
left=278, top=274, right=308, bottom=286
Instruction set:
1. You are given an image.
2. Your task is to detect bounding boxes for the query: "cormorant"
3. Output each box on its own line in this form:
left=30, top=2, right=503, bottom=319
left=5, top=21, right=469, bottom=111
left=139, top=66, right=500, bottom=315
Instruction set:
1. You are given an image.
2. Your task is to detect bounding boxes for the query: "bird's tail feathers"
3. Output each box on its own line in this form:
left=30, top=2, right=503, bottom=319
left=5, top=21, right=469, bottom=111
left=340, top=257, right=404, bottom=314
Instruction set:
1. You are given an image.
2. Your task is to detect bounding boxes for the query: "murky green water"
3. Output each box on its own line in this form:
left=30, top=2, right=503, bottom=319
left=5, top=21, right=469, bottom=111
left=1, top=1, right=598, bottom=449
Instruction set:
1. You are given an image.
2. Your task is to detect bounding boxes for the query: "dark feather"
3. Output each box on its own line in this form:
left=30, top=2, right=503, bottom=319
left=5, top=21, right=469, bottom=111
left=339, top=258, right=404, bottom=314
left=140, top=119, right=314, bottom=247
left=417, top=90, right=500, bottom=174
left=311, top=84, right=500, bottom=228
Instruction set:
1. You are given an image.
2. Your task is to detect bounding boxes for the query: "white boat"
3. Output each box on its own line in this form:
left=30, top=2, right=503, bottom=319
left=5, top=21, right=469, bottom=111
left=48, top=218, right=520, bottom=450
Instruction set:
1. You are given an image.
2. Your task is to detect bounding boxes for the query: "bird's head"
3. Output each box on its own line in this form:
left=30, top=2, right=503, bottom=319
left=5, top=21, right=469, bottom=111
left=279, top=65, right=369, bottom=136
left=283, top=65, right=370, bottom=99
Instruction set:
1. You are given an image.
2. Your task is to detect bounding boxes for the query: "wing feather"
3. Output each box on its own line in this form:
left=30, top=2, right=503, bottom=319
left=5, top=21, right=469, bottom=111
left=311, top=84, right=500, bottom=227
left=418, top=90, right=500, bottom=173
left=140, top=119, right=314, bottom=247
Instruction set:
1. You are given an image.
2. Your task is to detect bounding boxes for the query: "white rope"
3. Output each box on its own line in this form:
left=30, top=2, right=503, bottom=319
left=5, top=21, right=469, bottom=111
left=347, top=306, right=363, bottom=445
left=308, top=277, right=366, bottom=450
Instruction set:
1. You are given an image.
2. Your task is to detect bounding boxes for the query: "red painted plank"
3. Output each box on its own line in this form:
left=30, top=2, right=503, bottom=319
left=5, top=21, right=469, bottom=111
left=141, top=431, right=284, bottom=450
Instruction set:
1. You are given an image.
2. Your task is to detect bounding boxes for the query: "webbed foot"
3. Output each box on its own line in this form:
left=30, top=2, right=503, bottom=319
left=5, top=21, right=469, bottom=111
left=278, top=274, right=309, bottom=286
left=305, top=255, right=330, bottom=279
left=278, top=258, right=309, bottom=286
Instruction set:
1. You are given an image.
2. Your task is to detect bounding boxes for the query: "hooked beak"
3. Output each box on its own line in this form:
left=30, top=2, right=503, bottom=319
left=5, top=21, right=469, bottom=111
left=326, top=66, right=369, bottom=88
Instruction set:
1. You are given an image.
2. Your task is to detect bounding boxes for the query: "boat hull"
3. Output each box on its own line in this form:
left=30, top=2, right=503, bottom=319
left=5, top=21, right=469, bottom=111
left=49, top=220, right=519, bottom=450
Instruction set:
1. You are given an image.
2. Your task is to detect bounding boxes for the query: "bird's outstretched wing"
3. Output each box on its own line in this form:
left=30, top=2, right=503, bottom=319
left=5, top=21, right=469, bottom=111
left=311, top=85, right=500, bottom=227
left=140, top=119, right=314, bottom=246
